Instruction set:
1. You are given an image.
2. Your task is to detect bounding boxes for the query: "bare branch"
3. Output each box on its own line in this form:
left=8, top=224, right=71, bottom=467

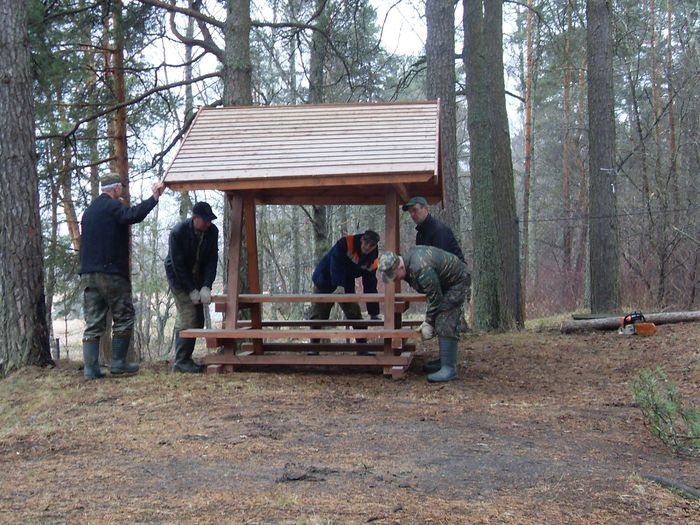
left=36, top=72, right=220, bottom=142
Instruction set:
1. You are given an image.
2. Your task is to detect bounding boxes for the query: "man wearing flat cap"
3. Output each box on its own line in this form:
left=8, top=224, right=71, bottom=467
left=378, top=246, right=469, bottom=383
left=79, top=173, right=165, bottom=379
left=164, top=201, right=219, bottom=373
left=308, top=230, right=381, bottom=345
left=402, top=196, right=465, bottom=262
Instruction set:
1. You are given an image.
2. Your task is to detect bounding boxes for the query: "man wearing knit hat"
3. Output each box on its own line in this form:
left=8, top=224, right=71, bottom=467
left=308, top=230, right=381, bottom=348
left=79, top=173, right=165, bottom=379
left=164, top=201, right=219, bottom=373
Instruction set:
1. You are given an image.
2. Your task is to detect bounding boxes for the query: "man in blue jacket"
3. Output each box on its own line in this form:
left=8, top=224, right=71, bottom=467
left=79, top=173, right=165, bottom=379
left=309, top=230, right=381, bottom=343
left=164, top=202, right=219, bottom=373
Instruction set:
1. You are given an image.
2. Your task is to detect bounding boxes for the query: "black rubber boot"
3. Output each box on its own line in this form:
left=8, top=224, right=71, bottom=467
left=173, top=337, right=204, bottom=373
left=422, top=358, right=441, bottom=374
left=427, top=337, right=458, bottom=382
left=83, top=340, right=105, bottom=379
left=110, top=336, right=139, bottom=375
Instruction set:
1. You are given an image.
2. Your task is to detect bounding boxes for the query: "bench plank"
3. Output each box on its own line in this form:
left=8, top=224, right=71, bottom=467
left=180, top=328, right=420, bottom=340
left=202, top=353, right=412, bottom=366
left=212, top=293, right=425, bottom=304
left=238, top=342, right=417, bottom=353
left=234, top=319, right=422, bottom=327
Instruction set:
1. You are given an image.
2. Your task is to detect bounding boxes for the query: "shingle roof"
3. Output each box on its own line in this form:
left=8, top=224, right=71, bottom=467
left=164, top=101, right=442, bottom=205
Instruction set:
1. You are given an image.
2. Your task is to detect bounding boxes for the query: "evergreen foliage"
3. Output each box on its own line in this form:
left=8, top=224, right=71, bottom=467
left=631, top=367, right=700, bottom=457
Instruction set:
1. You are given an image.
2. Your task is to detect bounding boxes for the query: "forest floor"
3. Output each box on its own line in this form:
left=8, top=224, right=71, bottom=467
left=1, top=320, right=699, bottom=524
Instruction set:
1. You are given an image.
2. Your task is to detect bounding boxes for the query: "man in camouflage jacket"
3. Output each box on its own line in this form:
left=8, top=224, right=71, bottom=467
left=378, top=246, right=469, bottom=382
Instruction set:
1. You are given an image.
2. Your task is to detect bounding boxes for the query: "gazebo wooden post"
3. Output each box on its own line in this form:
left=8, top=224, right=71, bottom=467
left=243, top=195, right=264, bottom=354
left=224, top=193, right=243, bottom=335
left=384, top=191, right=400, bottom=369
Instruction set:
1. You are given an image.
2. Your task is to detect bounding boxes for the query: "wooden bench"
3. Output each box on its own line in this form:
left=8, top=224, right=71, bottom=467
left=180, top=328, right=420, bottom=347
left=234, top=319, right=422, bottom=327
left=189, top=293, right=426, bottom=378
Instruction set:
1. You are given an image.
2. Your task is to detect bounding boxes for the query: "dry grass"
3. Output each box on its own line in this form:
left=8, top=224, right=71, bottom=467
left=1, top=322, right=699, bottom=524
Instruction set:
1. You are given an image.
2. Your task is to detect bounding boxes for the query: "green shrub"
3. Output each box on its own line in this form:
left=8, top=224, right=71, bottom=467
left=631, top=367, right=700, bottom=457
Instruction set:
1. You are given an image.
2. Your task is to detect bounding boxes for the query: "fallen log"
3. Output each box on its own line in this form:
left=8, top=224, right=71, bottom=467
left=560, top=310, right=700, bottom=334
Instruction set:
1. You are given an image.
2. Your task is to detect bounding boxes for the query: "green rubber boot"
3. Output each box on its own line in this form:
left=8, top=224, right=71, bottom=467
left=83, top=340, right=105, bottom=380
left=427, top=337, right=458, bottom=382
left=110, top=336, right=139, bottom=375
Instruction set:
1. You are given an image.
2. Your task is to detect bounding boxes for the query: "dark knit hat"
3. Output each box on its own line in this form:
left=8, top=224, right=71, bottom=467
left=192, top=201, right=217, bottom=222
left=361, top=230, right=380, bottom=245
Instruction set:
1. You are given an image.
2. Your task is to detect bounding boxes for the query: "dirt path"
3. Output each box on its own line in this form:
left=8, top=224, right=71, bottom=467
left=1, top=323, right=698, bottom=523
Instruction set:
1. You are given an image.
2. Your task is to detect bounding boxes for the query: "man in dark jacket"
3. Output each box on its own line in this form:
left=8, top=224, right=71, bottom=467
left=378, top=246, right=469, bottom=383
left=402, top=196, right=470, bottom=372
left=79, top=173, right=165, bottom=379
left=402, top=196, right=465, bottom=262
left=164, top=201, right=219, bottom=373
left=309, top=231, right=381, bottom=341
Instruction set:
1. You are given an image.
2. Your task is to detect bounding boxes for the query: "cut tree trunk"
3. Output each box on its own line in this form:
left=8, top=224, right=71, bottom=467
left=560, top=311, right=700, bottom=333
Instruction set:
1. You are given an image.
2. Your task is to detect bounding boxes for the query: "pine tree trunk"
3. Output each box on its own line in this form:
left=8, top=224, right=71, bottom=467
left=222, top=0, right=253, bottom=302
left=0, top=0, right=53, bottom=375
left=586, top=0, right=620, bottom=313
left=463, top=0, right=523, bottom=330
left=426, top=0, right=459, bottom=233
left=521, top=0, right=535, bottom=306
left=309, top=0, right=329, bottom=262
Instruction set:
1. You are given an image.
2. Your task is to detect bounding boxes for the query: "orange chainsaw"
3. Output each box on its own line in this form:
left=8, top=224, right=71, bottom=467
left=619, top=311, right=657, bottom=335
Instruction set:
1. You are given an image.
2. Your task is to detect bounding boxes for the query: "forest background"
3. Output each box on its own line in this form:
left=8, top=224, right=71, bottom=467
left=1, top=0, right=699, bottom=372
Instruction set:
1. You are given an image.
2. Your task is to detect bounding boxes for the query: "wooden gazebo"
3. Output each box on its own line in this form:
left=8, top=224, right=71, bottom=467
left=163, top=101, right=443, bottom=378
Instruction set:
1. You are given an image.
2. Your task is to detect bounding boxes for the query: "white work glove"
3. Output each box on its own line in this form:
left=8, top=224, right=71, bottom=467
left=332, top=286, right=345, bottom=294
left=199, top=286, right=212, bottom=304
left=415, top=321, right=435, bottom=341
left=189, top=289, right=201, bottom=304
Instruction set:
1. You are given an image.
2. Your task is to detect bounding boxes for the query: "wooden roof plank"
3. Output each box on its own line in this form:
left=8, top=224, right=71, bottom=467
left=163, top=101, right=442, bottom=202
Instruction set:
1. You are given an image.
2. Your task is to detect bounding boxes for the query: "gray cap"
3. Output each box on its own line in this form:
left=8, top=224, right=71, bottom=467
left=378, top=251, right=400, bottom=283
left=100, top=173, right=122, bottom=188
left=401, top=196, right=428, bottom=211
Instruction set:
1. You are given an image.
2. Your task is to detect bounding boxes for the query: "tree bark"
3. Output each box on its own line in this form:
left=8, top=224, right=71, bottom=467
left=463, top=0, right=523, bottom=330
left=0, top=0, right=53, bottom=375
left=310, top=0, right=329, bottom=263
left=222, top=0, right=253, bottom=299
left=586, top=0, right=620, bottom=313
left=426, top=0, right=459, bottom=233
left=521, top=0, right=535, bottom=306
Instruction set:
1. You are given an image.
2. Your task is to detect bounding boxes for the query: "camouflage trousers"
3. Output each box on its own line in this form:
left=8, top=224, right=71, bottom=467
left=430, top=280, right=469, bottom=339
left=81, top=273, right=135, bottom=342
left=171, top=287, right=205, bottom=334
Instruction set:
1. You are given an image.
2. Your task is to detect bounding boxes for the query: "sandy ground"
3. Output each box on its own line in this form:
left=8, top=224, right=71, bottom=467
left=1, top=321, right=698, bottom=524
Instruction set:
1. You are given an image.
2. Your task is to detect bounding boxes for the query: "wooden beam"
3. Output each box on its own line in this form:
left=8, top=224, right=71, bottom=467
left=225, top=193, right=243, bottom=329
left=212, top=293, right=425, bottom=303
left=202, top=353, right=412, bottom=367
left=234, top=319, right=421, bottom=327
left=384, top=190, right=400, bottom=349
left=165, top=172, right=434, bottom=192
left=244, top=195, right=263, bottom=353
left=180, top=328, right=420, bottom=340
